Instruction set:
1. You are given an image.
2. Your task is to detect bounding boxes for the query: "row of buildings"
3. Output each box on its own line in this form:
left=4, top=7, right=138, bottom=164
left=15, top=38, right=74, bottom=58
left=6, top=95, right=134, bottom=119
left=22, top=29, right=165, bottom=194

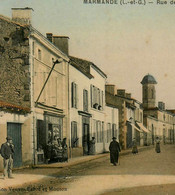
left=0, top=8, right=174, bottom=169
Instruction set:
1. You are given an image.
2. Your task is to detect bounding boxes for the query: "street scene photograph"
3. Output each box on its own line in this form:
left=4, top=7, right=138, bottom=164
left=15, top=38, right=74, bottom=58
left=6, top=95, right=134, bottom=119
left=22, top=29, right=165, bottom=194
left=0, top=0, right=175, bottom=194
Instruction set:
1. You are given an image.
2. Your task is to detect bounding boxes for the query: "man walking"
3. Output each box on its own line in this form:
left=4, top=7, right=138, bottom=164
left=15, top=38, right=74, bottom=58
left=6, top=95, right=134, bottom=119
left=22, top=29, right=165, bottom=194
left=109, top=137, right=121, bottom=166
left=1, top=136, right=14, bottom=179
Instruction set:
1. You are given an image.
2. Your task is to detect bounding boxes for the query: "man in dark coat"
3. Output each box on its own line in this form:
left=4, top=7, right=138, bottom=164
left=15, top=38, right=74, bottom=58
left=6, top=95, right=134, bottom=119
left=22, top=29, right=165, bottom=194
left=109, top=137, right=121, bottom=166
left=1, top=136, right=14, bottom=179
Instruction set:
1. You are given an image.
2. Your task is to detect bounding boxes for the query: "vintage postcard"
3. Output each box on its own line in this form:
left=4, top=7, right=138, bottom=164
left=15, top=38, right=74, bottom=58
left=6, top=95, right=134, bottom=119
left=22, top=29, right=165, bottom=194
left=0, top=0, right=175, bottom=194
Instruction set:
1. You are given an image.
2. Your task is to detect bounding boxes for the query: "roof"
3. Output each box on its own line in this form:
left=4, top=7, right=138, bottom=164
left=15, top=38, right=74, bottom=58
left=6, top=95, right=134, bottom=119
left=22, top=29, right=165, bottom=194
left=141, top=74, right=157, bottom=85
left=166, top=109, right=175, bottom=114
left=69, top=56, right=107, bottom=78
left=69, top=56, right=94, bottom=79
left=0, top=100, right=30, bottom=113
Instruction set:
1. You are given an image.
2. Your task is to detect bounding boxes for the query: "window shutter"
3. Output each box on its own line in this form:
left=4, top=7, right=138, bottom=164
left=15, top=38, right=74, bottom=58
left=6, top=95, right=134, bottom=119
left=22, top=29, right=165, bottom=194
left=83, top=89, right=85, bottom=111
left=86, top=90, right=88, bottom=111
left=102, top=91, right=104, bottom=109
left=90, top=85, right=93, bottom=108
left=75, top=83, right=78, bottom=108
left=71, top=82, right=74, bottom=107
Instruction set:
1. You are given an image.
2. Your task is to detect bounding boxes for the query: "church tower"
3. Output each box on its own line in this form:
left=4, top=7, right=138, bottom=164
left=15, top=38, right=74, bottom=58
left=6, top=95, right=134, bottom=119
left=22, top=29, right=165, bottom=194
left=141, top=74, right=157, bottom=109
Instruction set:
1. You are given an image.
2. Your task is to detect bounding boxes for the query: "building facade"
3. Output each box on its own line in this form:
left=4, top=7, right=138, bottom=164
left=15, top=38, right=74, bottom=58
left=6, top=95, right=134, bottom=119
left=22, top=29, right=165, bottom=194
left=0, top=8, right=70, bottom=169
left=105, top=84, right=149, bottom=149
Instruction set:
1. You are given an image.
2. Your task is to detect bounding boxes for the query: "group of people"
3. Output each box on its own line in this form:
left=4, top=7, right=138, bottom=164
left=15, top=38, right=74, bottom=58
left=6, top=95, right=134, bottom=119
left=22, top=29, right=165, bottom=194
left=109, top=136, right=161, bottom=166
left=45, top=136, right=68, bottom=163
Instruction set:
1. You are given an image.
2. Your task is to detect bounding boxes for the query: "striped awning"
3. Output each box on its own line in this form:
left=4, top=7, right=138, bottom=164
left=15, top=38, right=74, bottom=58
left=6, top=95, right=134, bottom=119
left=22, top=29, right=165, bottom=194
left=131, top=123, right=142, bottom=132
left=136, top=122, right=150, bottom=133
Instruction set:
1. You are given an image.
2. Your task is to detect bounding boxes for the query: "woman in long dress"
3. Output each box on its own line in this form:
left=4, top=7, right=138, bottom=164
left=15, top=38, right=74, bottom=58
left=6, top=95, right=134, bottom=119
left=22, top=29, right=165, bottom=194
left=62, top=138, right=68, bottom=162
left=132, top=138, right=138, bottom=154
left=155, top=136, right=161, bottom=153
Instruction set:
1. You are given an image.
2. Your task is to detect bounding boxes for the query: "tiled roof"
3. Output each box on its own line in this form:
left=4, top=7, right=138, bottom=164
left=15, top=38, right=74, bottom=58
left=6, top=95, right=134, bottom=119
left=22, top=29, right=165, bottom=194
left=69, top=56, right=94, bottom=79
left=69, top=56, right=107, bottom=78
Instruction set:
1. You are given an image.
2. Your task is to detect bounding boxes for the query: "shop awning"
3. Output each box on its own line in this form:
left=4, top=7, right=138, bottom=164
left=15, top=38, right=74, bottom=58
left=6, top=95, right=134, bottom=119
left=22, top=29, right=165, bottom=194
left=131, top=123, right=142, bottom=132
left=136, top=122, right=150, bottom=133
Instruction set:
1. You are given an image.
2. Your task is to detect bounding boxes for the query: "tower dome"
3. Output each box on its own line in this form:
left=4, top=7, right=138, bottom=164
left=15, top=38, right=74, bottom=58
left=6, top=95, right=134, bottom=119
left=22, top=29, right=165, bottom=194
left=141, top=74, right=157, bottom=85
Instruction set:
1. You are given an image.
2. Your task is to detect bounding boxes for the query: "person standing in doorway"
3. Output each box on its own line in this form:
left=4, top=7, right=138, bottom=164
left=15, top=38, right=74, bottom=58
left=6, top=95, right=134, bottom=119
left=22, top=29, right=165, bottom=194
left=1, top=136, right=14, bottom=179
left=89, top=137, right=96, bottom=155
left=109, top=137, right=121, bottom=166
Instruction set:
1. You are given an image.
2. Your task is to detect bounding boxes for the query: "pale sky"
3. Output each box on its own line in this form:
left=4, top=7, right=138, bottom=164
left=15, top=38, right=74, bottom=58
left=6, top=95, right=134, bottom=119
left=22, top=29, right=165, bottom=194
left=1, top=0, right=175, bottom=108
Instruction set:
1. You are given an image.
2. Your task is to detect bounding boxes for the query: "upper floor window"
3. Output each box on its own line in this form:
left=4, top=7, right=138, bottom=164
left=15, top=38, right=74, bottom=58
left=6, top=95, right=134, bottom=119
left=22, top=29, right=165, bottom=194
left=71, top=82, right=78, bottom=108
left=83, top=89, right=88, bottom=112
left=151, top=89, right=154, bottom=98
left=91, top=85, right=103, bottom=110
left=144, top=88, right=147, bottom=98
left=38, top=49, right=41, bottom=60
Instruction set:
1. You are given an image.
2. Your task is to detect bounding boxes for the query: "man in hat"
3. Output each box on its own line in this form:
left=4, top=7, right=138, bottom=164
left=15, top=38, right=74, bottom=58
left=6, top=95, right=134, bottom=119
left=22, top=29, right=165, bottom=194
left=109, top=137, right=121, bottom=166
left=1, top=136, right=14, bottom=179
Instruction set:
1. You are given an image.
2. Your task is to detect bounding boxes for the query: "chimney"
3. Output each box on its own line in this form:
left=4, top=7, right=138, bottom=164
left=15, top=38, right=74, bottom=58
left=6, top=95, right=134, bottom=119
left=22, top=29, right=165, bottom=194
left=126, top=93, right=131, bottom=99
left=46, top=33, right=53, bottom=43
left=117, top=89, right=126, bottom=97
left=12, top=7, right=33, bottom=25
left=52, top=36, right=69, bottom=55
left=158, top=101, right=165, bottom=110
left=105, top=84, right=117, bottom=95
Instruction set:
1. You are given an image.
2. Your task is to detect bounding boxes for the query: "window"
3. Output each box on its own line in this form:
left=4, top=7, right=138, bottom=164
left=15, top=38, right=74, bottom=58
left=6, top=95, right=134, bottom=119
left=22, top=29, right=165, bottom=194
left=90, top=85, right=103, bottom=110
left=151, top=89, right=154, bottom=98
left=38, top=49, right=41, bottom=60
left=71, top=82, right=78, bottom=108
left=96, top=121, right=102, bottom=143
left=140, top=112, right=142, bottom=123
left=71, top=121, right=78, bottom=147
left=83, top=89, right=88, bottom=112
left=112, top=124, right=117, bottom=138
left=144, top=88, right=147, bottom=98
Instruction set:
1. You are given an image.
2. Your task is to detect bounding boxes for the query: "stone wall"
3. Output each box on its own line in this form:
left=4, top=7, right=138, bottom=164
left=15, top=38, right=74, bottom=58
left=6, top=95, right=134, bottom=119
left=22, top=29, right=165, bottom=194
left=0, top=17, right=30, bottom=108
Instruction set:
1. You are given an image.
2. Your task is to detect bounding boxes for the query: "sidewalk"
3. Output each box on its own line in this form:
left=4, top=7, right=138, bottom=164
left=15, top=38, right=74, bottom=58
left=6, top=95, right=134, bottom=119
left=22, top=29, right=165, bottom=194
left=33, top=145, right=153, bottom=169
left=0, top=145, right=153, bottom=190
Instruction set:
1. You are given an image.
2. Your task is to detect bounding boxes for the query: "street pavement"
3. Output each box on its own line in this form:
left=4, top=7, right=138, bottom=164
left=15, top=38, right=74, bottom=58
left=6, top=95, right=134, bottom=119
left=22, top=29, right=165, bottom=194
left=0, top=144, right=175, bottom=195
left=48, top=144, right=175, bottom=195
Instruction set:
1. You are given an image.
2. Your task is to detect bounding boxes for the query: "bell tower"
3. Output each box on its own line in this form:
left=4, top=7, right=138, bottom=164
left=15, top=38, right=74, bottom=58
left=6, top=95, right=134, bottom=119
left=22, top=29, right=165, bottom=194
left=141, top=74, right=157, bottom=109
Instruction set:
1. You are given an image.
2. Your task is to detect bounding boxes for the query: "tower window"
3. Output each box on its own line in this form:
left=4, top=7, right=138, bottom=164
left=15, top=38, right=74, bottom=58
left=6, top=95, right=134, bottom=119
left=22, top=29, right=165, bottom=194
left=151, top=89, right=154, bottom=98
left=144, top=89, right=147, bottom=98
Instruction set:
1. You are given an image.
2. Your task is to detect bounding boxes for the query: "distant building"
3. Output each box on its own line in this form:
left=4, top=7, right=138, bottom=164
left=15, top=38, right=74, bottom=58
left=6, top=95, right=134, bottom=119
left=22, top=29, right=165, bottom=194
left=141, top=74, right=174, bottom=144
left=105, top=84, right=148, bottom=149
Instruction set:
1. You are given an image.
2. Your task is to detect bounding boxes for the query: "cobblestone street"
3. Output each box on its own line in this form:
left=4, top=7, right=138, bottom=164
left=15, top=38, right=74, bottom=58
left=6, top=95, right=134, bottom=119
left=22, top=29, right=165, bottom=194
left=0, top=144, right=175, bottom=195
